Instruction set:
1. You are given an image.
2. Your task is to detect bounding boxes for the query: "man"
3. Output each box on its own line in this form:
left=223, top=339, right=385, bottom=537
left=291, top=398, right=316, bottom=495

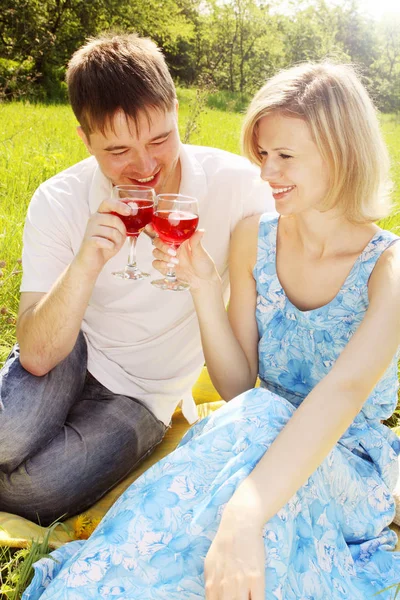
left=0, top=33, right=273, bottom=525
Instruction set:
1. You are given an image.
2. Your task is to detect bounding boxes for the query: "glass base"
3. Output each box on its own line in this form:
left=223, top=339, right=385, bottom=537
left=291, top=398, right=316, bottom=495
left=112, top=268, right=150, bottom=281
left=150, top=277, right=190, bottom=291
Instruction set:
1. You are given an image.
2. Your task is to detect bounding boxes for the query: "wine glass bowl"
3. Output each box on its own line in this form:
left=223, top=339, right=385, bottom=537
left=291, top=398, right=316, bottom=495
left=111, top=185, right=155, bottom=280
left=111, top=199, right=154, bottom=238
left=152, top=210, right=199, bottom=245
left=151, top=194, right=199, bottom=291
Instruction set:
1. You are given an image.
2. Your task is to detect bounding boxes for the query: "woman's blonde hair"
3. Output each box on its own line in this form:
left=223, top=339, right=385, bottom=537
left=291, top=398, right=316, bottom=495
left=242, top=62, right=392, bottom=223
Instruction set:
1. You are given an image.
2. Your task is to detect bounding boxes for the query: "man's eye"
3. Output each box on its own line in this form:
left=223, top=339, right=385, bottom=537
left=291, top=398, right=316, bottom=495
left=151, top=138, right=168, bottom=146
left=112, top=150, right=128, bottom=156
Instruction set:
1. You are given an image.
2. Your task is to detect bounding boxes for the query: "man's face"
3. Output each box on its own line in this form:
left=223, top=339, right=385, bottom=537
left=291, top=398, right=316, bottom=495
left=78, top=104, right=181, bottom=194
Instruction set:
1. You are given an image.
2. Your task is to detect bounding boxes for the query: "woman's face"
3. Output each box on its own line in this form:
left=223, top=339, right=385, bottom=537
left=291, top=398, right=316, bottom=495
left=256, top=113, right=331, bottom=217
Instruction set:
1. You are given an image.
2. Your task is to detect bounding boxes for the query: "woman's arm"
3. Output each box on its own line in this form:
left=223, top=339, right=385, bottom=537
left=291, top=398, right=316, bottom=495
left=152, top=215, right=261, bottom=399
left=192, top=216, right=261, bottom=398
left=204, top=240, right=400, bottom=600
left=227, top=240, right=400, bottom=525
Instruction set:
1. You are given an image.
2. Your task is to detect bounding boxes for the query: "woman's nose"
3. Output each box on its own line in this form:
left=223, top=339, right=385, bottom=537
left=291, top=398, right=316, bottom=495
left=260, top=158, right=280, bottom=182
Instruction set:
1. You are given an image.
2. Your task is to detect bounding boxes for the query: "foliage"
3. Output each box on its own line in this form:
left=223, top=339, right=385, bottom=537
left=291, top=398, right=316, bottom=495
left=0, top=0, right=195, bottom=99
left=370, top=15, right=400, bottom=113
left=0, top=523, right=63, bottom=599
left=1, top=0, right=400, bottom=110
left=0, top=58, right=38, bottom=100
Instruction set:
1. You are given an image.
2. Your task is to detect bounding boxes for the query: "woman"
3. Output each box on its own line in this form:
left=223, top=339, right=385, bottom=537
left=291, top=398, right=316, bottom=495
left=24, top=62, right=400, bottom=599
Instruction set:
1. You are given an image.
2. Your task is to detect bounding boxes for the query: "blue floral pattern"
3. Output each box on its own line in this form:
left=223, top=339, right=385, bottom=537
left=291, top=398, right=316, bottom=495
left=23, top=214, right=400, bottom=599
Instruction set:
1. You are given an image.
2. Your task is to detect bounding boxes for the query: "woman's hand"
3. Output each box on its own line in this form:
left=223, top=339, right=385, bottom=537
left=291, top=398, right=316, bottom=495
left=147, top=225, right=221, bottom=292
left=204, top=510, right=265, bottom=600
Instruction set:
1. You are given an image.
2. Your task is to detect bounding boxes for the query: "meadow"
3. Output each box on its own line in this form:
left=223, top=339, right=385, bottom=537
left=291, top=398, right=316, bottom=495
left=0, top=94, right=400, bottom=369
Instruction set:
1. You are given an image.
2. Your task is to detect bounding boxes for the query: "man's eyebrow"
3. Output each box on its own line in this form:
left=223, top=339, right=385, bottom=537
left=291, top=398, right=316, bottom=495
left=104, top=131, right=171, bottom=152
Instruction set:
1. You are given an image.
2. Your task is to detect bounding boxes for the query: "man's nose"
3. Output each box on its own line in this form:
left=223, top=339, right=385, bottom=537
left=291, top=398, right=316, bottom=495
left=130, top=150, right=157, bottom=175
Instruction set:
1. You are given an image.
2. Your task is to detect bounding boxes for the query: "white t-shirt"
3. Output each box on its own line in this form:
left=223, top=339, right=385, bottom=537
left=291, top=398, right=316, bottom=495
left=21, top=144, right=274, bottom=425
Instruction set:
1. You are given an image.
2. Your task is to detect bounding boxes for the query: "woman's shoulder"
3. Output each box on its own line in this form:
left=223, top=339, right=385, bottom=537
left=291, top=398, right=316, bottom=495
left=233, top=213, right=261, bottom=238
left=368, top=232, right=400, bottom=298
left=234, top=212, right=278, bottom=237
left=232, top=212, right=277, bottom=248
left=367, top=227, right=400, bottom=265
left=230, top=215, right=261, bottom=271
left=371, top=233, right=400, bottom=268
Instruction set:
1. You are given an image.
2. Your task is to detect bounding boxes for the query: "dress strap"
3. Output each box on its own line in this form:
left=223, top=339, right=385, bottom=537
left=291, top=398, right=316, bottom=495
left=254, top=214, right=279, bottom=283
left=353, top=229, right=400, bottom=284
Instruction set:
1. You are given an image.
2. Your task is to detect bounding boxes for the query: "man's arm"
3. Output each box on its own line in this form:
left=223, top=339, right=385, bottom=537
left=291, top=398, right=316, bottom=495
left=17, top=198, right=131, bottom=376
left=17, top=263, right=98, bottom=375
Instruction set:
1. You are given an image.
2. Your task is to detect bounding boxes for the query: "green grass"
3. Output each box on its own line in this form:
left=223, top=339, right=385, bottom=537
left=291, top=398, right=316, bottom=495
left=380, top=113, right=400, bottom=234
left=0, top=523, right=64, bottom=599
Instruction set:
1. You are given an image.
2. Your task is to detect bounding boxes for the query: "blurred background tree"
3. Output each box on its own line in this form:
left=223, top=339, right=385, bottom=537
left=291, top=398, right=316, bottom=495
left=0, top=0, right=399, bottom=112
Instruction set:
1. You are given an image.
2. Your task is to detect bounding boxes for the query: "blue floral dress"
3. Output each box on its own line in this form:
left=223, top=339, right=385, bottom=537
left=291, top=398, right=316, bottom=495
left=23, top=215, right=400, bottom=599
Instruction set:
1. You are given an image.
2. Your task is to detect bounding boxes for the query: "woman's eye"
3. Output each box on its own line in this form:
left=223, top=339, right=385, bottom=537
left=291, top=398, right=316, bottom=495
left=112, top=150, right=128, bottom=156
left=280, top=153, right=292, bottom=159
left=258, top=150, right=268, bottom=157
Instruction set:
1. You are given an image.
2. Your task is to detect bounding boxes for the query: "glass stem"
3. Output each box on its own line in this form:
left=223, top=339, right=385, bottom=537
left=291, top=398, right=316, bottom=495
left=127, top=236, right=138, bottom=271
left=165, top=244, right=177, bottom=281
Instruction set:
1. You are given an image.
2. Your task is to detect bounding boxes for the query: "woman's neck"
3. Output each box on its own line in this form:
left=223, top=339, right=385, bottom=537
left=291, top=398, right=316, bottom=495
left=279, top=211, right=379, bottom=260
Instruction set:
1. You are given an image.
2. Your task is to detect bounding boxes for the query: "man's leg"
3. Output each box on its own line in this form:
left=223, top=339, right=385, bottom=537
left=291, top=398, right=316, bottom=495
left=0, top=371, right=166, bottom=526
left=0, top=332, right=88, bottom=473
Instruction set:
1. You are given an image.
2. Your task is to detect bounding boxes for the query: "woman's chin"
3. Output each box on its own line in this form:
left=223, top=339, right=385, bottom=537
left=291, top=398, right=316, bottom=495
left=275, top=203, right=295, bottom=216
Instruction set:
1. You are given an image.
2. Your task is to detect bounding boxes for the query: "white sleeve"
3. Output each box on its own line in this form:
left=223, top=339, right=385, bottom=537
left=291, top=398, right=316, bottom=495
left=20, top=186, right=75, bottom=293
left=241, top=177, right=275, bottom=219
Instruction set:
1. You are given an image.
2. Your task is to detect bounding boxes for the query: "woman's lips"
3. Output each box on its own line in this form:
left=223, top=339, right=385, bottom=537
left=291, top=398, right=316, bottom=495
left=271, top=185, right=296, bottom=200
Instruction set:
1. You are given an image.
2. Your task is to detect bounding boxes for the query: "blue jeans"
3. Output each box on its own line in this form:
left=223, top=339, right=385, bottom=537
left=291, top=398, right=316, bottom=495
left=0, top=332, right=166, bottom=526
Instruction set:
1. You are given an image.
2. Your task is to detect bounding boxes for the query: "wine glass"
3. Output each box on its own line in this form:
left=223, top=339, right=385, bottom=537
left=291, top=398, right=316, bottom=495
left=151, top=194, right=199, bottom=292
left=111, top=185, right=155, bottom=280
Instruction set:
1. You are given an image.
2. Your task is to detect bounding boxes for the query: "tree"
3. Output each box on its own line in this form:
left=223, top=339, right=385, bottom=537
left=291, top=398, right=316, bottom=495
left=192, top=0, right=283, bottom=94
left=0, top=0, right=194, bottom=98
left=370, top=15, right=400, bottom=112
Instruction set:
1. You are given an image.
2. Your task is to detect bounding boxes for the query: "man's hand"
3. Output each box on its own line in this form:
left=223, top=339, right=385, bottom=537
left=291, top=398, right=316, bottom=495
left=75, top=198, right=131, bottom=274
left=204, top=511, right=265, bottom=600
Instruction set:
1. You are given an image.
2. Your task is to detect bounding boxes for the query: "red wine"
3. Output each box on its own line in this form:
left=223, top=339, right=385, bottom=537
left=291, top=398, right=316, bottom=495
left=152, top=210, right=199, bottom=245
left=111, top=200, right=153, bottom=237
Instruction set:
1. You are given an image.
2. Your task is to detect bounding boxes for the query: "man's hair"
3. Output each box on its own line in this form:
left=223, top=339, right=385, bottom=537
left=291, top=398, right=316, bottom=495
left=66, top=32, right=177, bottom=135
left=242, top=62, right=392, bottom=223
